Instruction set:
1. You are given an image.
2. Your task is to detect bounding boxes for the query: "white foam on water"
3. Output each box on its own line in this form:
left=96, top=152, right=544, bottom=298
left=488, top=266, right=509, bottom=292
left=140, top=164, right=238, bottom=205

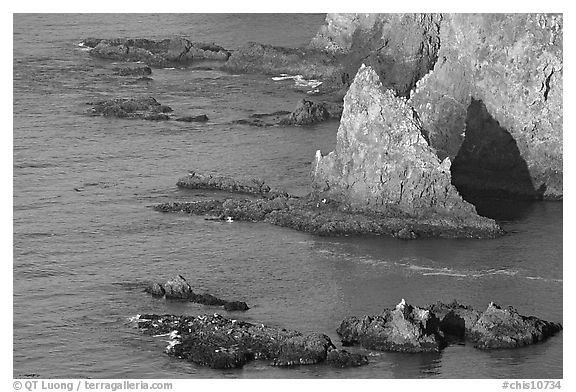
left=271, top=74, right=323, bottom=89
left=525, top=276, right=563, bottom=283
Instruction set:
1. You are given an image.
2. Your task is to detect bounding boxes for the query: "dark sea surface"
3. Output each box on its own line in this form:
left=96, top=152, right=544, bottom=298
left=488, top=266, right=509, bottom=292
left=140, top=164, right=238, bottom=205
left=13, top=14, right=562, bottom=378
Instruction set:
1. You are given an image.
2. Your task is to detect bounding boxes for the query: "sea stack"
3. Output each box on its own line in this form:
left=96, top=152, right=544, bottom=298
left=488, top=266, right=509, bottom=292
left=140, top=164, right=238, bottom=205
left=311, top=64, right=499, bottom=233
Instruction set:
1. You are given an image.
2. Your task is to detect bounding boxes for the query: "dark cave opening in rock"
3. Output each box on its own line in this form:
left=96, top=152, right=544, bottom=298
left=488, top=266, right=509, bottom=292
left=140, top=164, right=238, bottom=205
left=450, top=98, right=544, bottom=220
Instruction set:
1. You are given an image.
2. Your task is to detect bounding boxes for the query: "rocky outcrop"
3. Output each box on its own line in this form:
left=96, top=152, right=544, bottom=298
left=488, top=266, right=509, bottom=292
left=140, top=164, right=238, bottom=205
left=176, top=171, right=286, bottom=198
left=280, top=99, right=342, bottom=126
left=309, top=13, right=442, bottom=97
left=81, top=38, right=230, bottom=67
left=337, top=299, right=445, bottom=352
left=468, top=303, right=563, bottom=349
left=232, top=100, right=343, bottom=127
left=409, top=14, right=562, bottom=200
left=232, top=111, right=292, bottom=127
left=222, top=42, right=340, bottom=80
left=133, top=313, right=368, bottom=369
left=339, top=300, right=562, bottom=352
left=154, top=191, right=501, bottom=239
left=311, top=65, right=499, bottom=234
left=86, top=97, right=173, bottom=120
left=145, top=275, right=250, bottom=311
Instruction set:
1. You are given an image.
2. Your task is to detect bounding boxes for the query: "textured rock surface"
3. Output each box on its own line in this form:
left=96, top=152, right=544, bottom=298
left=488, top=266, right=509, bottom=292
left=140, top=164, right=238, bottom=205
left=339, top=300, right=561, bottom=352
left=176, top=171, right=285, bottom=198
left=309, top=13, right=441, bottom=97
left=337, top=299, right=445, bottom=352
left=161, top=275, right=194, bottom=299
left=311, top=65, right=499, bottom=233
left=326, top=349, right=369, bottom=368
left=280, top=99, right=342, bottom=126
left=154, top=193, right=502, bottom=239
left=222, top=42, right=339, bottom=79
left=134, top=313, right=366, bottom=369
left=427, top=301, right=481, bottom=338
left=145, top=275, right=250, bottom=311
left=409, top=13, right=562, bottom=199
left=86, top=96, right=173, bottom=120
left=82, top=38, right=230, bottom=67
left=468, top=303, right=563, bottom=349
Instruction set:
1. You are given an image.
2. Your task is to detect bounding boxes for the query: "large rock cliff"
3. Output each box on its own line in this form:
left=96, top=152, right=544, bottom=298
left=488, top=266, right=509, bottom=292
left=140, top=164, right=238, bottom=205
left=310, top=13, right=442, bottom=97
left=311, top=64, right=498, bottom=233
left=409, top=14, right=562, bottom=200
left=311, top=13, right=563, bottom=200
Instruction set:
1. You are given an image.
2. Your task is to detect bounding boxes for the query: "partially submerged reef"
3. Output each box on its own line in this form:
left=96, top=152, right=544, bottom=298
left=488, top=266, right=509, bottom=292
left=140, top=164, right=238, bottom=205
left=131, top=299, right=561, bottom=369
left=155, top=170, right=502, bottom=239
left=133, top=312, right=368, bottom=369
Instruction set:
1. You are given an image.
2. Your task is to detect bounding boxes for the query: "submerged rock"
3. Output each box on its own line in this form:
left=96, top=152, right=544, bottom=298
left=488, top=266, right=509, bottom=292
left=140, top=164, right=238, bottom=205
left=82, top=37, right=230, bottom=67
left=86, top=96, right=172, bottom=120
left=232, top=111, right=291, bottom=127
left=468, top=303, right=563, bottom=349
left=134, top=313, right=364, bottom=369
left=145, top=275, right=250, bottom=311
left=337, top=299, right=445, bottom=352
left=113, top=64, right=152, bottom=76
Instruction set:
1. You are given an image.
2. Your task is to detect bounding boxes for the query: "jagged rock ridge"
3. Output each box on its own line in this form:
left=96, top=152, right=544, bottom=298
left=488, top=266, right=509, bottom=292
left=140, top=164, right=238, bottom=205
left=311, top=64, right=498, bottom=233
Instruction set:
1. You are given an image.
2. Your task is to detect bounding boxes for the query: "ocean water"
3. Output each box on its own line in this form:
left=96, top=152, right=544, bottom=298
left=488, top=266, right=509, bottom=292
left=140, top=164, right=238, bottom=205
left=13, top=14, right=562, bottom=379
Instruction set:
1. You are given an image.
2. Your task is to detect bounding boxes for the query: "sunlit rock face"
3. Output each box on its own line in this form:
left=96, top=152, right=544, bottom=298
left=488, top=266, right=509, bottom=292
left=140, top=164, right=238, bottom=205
left=311, top=13, right=562, bottom=200
left=409, top=14, right=562, bottom=200
left=311, top=65, right=495, bottom=232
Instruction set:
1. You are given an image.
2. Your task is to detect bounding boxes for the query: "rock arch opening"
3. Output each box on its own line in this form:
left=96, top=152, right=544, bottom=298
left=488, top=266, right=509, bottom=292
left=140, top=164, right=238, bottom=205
left=450, top=98, right=544, bottom=219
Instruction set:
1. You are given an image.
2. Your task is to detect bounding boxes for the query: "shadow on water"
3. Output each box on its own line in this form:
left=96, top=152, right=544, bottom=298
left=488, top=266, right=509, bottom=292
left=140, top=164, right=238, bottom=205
left=451, top=98, right=545, bottom=220
left=462, top=197, right=537, bottom=222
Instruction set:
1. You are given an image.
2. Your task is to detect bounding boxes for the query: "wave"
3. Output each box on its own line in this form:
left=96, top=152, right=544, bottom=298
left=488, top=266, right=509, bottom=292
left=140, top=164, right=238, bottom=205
left=314, top=247, right=560, bottom=283
left=271, top=74, right=323, bottom=92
